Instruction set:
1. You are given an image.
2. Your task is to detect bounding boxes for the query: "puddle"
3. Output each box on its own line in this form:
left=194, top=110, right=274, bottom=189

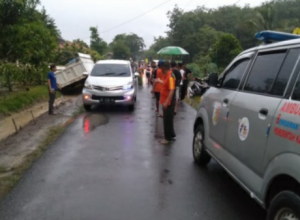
left=83, top=114, right=109, bottom=133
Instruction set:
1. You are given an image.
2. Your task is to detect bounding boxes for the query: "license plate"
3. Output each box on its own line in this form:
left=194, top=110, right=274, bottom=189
left=100, top=98, right=114, bottom=103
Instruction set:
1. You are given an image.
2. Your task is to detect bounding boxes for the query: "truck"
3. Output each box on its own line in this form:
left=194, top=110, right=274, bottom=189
left=56, top=53, right=95, bottom=89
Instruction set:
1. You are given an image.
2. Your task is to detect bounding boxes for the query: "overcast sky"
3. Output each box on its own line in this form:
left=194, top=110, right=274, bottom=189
left=40, top=0, right=266, bottom=48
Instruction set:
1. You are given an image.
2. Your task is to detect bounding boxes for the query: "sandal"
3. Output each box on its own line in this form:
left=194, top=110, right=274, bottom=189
left=160, top=140, right=170, bottom=145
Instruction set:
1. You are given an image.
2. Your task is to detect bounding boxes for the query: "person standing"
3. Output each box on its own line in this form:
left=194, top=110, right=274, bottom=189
left=155, top=61, right=176, bottom=144
left=152, top=60, right=164, bottom=117
left=171, top=61, right=181, bottom=115
left=181, top=62, right=192, bottom=100
left=179, top=63, right=185, bottom=100
left=47, top=65, right=59, bottom=115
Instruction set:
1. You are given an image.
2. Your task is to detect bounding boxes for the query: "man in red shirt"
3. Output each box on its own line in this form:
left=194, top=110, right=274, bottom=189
left=155, top=61, right=176, bottom=144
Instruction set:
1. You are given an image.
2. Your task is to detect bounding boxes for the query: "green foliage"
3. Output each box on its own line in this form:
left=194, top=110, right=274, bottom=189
left=0, top=86, right=49, bottom=115
left=209, top=33, right=242, bottom=69
left=110, top=33, right=145, bottom=60
left=54, top=39, right=103, bottom=65
left=90, top=27, right=107, bottom=55
left=0, top=63, right=48, bottom=91
left=147, top=1, right=300, bottom=63
left=0, top=0, right=59, bottom=64
left=111, top=41, right=131, bottom=60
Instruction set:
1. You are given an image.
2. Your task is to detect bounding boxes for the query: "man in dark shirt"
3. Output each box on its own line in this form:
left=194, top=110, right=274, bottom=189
left=47, top=65, right=59, bottom=115
left=171, top=61, right=182, bottom=115
left=181, top=62, right=192, bottom=100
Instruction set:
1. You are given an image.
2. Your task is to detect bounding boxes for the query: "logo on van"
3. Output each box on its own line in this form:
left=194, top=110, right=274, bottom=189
left=212, top=102, right=221, bottom=126
left=238, top=117, right=250, bottom=141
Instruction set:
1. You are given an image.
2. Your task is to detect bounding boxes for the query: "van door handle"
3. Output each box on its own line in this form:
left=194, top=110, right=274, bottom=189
left=223, top=98, right=229, bottom=104
left=259, top=108, right=268, bottom=116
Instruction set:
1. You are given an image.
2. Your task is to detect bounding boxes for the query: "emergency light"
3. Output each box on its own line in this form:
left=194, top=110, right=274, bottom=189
left=255, top=31, right=300, bottom=44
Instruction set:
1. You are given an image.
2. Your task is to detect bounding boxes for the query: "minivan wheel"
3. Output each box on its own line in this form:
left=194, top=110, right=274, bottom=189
left=193, top=125, right=211, bottom=166
left=128, top=104, right=135, bottom=111
left=84, top=104, right=92, bottom=111
left=267, top=191, right=300, bottom=220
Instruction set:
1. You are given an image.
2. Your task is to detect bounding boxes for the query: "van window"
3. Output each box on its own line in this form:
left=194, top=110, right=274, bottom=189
left=270, top=49, right=300, bottom=96
left=222, top=59, right=250, bottom=90
left=244, top=51, right=287, bottom=95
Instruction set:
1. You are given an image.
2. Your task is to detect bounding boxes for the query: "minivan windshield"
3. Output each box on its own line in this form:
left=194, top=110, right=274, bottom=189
left=91, top=64, right=131, bottom=77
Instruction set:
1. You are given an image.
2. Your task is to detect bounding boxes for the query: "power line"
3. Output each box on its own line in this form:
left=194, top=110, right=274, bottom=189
left=233, top=0, right=242, bottom=5
left=100, top=0, right=173, bottom=34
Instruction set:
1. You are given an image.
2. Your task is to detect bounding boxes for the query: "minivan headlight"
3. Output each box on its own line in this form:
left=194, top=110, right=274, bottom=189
left=123, top=83, right=133, bottom=90
left=84, top=81, right=92, bottom=89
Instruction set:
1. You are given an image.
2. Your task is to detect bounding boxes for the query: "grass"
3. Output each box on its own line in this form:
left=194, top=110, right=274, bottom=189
left=0, top=125, right=66, bottom=200
left=0, top=86, right=58, bottom=115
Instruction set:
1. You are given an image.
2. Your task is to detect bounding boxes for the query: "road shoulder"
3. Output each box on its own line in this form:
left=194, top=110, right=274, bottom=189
left=0, top=96, right=83, bottom=200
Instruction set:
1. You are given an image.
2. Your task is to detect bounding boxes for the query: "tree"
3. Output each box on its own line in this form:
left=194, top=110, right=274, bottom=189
left=209, top=33, right=242, bottom=69
left=112, top=41, right=131, bottom=60
left=54, top=39, right=102, bottom=65
left=0, top=0, right=59, bottom=64
left=90, top=27, right=107, bottom=55
left=110, top=33, right=145, bottom=59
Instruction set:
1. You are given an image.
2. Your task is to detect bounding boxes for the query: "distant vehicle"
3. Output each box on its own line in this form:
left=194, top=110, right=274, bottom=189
left=82, top=60, right=139, bottom=111
left=193, top=31, right=300, bottom=220
left=56, top=53, right=95, bottom=89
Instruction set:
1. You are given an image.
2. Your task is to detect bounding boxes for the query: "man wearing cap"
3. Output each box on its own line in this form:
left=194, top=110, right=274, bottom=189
left=152, top=60, right=164, bottom=117
left=155, top=61, right=176, bottom=144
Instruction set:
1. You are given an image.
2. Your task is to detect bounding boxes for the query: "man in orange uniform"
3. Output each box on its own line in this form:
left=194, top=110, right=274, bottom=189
left=155, top=61, right=176, bottom=144
left=152, top=60, right=164, bottom=117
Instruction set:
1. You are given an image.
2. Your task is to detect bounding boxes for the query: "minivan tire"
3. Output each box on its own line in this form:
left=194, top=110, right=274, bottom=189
left=128, top=104, right=135, bottom=112
left=267, top=191, right=300, bottom=220
left=193, top=125, right=211, bottom=166
left=84, top=104, right=92, bottom=111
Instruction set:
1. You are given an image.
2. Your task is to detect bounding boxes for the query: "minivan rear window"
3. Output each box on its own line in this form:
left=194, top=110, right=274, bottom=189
left=91, top=64, right=131, bottom=77
left=270, top=49, right=300, bottom=96
left=244, top=51, right=287, bottom=95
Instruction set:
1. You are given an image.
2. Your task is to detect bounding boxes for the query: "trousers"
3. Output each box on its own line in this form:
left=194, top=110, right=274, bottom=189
left=163, top=96, right=176, bottom=141
left=49, top=91, right=56, bottom=114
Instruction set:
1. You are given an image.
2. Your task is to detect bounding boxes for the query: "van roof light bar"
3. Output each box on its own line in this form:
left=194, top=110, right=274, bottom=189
left=255, top=31, right=300, bottom=44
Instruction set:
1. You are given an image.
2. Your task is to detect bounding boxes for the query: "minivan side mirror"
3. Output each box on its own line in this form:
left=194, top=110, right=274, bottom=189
left=134, top=72, right=140, bottom=78
left=208, top=73, right=219, bottom=87
left=83, top=71, right=88, bottom=76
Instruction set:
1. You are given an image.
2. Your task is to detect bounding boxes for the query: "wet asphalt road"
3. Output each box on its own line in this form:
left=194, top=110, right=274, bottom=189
left=0, top=85, right=266, bottom=220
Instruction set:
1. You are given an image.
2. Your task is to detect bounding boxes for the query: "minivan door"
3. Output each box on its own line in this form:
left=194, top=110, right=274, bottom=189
left=224, top=49, right=300, bottom=183
left=206, top=54, right=253, bottom=150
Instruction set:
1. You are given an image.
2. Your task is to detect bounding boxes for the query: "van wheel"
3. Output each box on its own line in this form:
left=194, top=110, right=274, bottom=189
left=193, top=125, right=211, bottom=166
left=128, top=104, right=135, bottom=112
left=267, top=191, right=300, bottom=220
left=84, top=104, right=92, bottom=111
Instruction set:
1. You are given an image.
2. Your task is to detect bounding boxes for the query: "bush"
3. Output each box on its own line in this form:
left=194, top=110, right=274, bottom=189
left=0, top=63, right=49, bottom=92
left=0, top=86, right=49, bottom=115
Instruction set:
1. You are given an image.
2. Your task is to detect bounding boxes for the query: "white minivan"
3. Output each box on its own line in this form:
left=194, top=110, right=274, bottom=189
left=82, top=60, right=139, bottom=111
left=193, top=31, right=300, bottom=220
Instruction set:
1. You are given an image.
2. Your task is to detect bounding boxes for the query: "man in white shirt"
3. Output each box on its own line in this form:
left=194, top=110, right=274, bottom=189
left=179, top=63, right=185, bottom=101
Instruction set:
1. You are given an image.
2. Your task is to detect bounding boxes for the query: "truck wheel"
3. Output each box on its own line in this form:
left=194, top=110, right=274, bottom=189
left=193, top=125, right=211, bottom=166
left=267, top=191, right=300, bottom=220
left=84, top=105, right=92, bottom=111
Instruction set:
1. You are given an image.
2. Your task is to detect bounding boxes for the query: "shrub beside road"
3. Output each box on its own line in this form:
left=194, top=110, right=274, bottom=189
left=0, top=86, right=61, bottom=116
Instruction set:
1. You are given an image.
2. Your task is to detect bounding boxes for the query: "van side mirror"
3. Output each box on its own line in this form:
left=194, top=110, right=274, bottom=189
left=208, top=73, right=219, bottom=87
left=83, top=71, right=88, bottom=76
left=134, top=72, right=140, bottom=78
